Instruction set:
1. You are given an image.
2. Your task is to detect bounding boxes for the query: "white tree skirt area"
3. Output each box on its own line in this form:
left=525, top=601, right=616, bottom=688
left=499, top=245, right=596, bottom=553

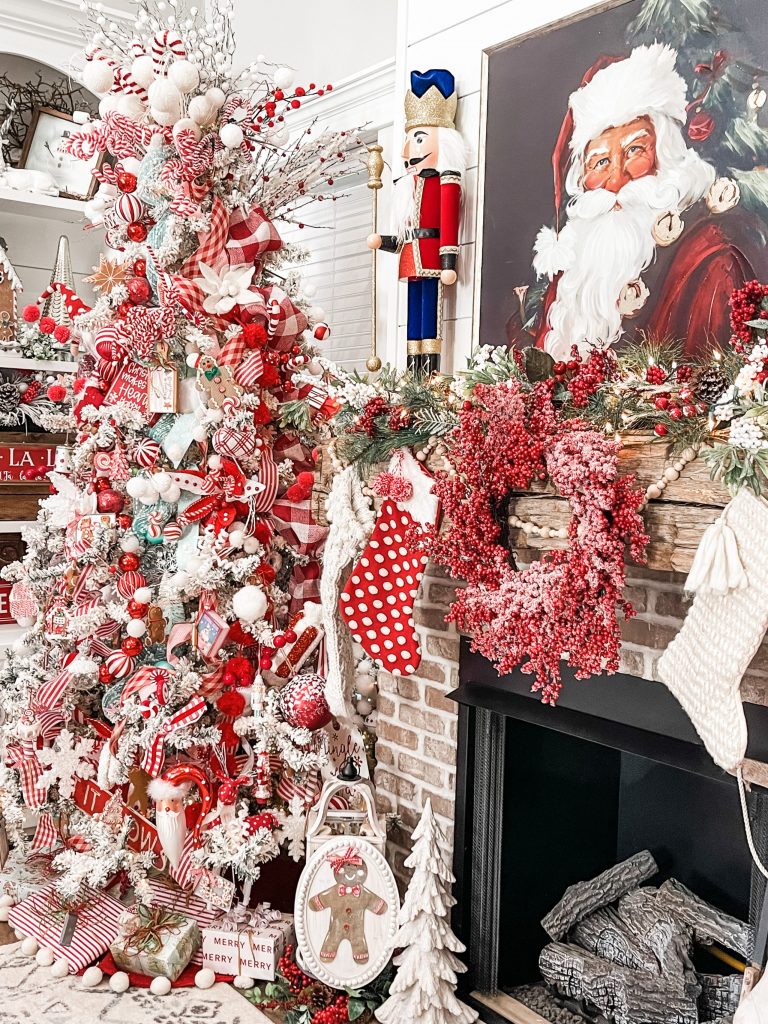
left=0, top=940, right=272, bottom=1023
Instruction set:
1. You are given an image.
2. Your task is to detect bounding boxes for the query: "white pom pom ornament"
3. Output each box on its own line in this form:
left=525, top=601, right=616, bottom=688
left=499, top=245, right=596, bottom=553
left=150, top=975, right=171, bottom=996
left=234, top=974, right=255, bottom=989
left=232, top=585, right=268, bottom=623
left=98, top=96, right=120, bottom=119
left=118, top=95, right=146, bottom=120
left=148, top=78, right=182, bottom=113
left=134, top=587, right=152, bottom=604
left=50, top=958, right=70, bottom=979
left=195, top=967, right=216, bottom=989
left=82, top=966, right=103, bottom=988
left=126, top=619, right=146, bottom=638
left=188, top=95, right=215, bottom=126
left=206, top=87, right=226, bottom=108
left=131, top=54, right=156, bottom=88
left=83, top=59, right=115, bottom=96
left=35, top=947, right=55, bottom=967
left=273, top=67, right=294, bottom=89
left=151, top=106, right=181, bottom=127
left=219, top=123, right=243, bottom=149
left=20, top=938, right=39, bottom=957
left=168, top=59, right=200, bottom=94
left=109, top=971, right=131, bottom=993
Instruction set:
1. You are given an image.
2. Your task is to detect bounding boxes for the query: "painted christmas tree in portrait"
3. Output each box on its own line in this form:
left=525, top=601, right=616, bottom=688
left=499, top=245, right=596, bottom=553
left=0, top=0, right=358, bottom=903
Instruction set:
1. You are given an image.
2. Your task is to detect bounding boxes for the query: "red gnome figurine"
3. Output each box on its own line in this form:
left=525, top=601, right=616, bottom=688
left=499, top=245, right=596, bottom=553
left=368, top=69, right=465, bottom=375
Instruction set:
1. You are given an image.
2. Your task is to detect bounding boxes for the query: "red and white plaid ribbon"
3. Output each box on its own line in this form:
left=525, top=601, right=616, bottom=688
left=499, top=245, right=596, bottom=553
left=226, top=205, right=281, bottom=267
left=142, top=697, right=208, bottom=777
left=6, top=740, right=47, bottom=809
left=252, top=446, right=279, bottom=514
left=32, top=812, right=59, bottom=851
left=173, top=196, right=229, bottom=317
left=35, top=666, right=74, bottom=711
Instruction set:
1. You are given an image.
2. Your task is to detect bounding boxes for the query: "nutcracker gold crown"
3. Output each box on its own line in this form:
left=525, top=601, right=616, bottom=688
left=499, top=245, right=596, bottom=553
left=404, top=85, right=457, bottom=131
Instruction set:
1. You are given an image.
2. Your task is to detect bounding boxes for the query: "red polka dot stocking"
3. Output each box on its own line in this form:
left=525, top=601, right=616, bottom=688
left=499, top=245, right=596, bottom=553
left=339, top=450, right=439, bottom=677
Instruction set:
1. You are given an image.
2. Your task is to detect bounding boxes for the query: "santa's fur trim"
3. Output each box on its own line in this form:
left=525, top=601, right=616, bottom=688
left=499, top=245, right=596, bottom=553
left=569, top=44, right=688, bottom=162
left=533, top=224, right=576, bottom=280
left=148, top=778, right=191, bottom=801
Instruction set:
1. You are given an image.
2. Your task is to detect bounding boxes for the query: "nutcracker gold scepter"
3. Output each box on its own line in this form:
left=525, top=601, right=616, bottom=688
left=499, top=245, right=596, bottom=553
left=366, top=144, right=384, bottom=373
left=367, top=69, right=465, bottom=376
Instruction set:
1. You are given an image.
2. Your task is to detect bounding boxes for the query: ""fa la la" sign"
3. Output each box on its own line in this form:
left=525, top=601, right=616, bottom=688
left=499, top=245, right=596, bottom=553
left=0, top=444, right=56, bottom=483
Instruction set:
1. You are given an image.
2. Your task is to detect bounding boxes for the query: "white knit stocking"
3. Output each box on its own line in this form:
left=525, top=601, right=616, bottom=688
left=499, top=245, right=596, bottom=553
left=658, top=488, right=768, bottom=771
left=320, top=466, right=376, bottom=720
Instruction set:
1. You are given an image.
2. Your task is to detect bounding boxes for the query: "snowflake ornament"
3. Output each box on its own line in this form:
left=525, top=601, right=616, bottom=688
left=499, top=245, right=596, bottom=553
left=278, top=796, right=306, bottom=861
left=36, top=728, right=96, bottom=800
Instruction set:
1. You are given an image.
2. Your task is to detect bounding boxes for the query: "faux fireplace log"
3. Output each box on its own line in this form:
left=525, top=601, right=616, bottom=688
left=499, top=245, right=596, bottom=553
left=541, top=850, right=658, bottom=941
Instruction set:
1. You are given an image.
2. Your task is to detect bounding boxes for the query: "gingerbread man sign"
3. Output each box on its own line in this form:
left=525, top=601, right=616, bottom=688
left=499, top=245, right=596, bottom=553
left=310, top=847, right=387, bottom=964
left=295, top=837, right=399, bottom=988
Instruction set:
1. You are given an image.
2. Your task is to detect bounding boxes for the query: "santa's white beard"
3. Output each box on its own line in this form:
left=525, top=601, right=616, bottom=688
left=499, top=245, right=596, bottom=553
left=538, top=168, right=711, bottom=360
left=155, top=808, right=187, bottom=870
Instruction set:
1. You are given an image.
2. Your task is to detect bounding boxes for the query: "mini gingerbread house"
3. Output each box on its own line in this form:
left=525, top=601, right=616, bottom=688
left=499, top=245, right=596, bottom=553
left=0, top=238, right=22, bottom=347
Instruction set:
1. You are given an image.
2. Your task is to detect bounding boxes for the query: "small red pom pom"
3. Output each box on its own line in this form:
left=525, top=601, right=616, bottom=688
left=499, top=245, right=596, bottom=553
left=217, top=691, right=246, bottom=717
left=39, top=317, right=56, bottom=335
left=297, top=471, right=315, bottom=489
left=285, top=482, right=307, bottom=503
left=53, top=324, right=71, bottom=343
left=252, top=520, right=271, bottom=544
left=22, top=305, right=40, bottom=323
left=46, top=384, right=67, bottom=402
left=72, top=378, right=85, bottom=394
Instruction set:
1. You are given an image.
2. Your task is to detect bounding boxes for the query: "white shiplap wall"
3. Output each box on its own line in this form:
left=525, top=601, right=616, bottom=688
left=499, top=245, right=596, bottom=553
left=397, top=0, right=617, bottom=373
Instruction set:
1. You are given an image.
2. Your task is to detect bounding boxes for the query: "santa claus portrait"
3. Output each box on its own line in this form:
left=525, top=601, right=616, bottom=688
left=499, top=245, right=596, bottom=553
left=481, top=0, right=768, bottom=361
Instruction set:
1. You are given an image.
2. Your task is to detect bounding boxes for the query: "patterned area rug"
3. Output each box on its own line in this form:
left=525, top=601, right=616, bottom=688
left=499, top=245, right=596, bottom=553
left=0, top=938, right=273, bottom=1023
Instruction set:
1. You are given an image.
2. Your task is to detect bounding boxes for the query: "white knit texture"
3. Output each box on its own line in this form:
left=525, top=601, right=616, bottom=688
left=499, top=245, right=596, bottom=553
left=658, top=488, right=768, bottom=770
left=320, top=467, right=376, bottom=720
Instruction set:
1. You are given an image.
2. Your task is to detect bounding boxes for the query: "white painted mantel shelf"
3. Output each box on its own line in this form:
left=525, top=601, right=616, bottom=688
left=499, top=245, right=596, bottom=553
left=0, top=186, right=88, bottom=225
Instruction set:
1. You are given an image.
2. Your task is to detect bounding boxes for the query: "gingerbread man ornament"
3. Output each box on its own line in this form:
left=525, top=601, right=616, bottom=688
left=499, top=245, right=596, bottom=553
left=188, top=353, right=241, bottom=409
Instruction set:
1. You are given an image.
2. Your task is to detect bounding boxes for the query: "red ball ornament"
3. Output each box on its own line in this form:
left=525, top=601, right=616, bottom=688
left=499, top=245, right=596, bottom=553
left=97, top=488, right=125, bottom=514
left=117, top=514, right=133, bottom=529
left=95, top=477, right=112, bottom=492
left=272, top=633, right=286, bottom=649
left=284, top=628, right=297, bottom=644
left=127, top=599, right=148, bottom=618
left=98, top=664, right=113, bottom=684
left=118, top=552, right=140, bottom=572
left=221, top=670, right=238, bottom=688
left=127, top=277, right=151, bottom=304
left=133, top=258, right=147, bottom=276
left=121, top=636, right=143, bottom=656
left=259, top=655, right=273, bottom=671
left=126, top=222, right=147, bottom=242
left=116, top=170, right=138, bottom=193
left=278, top=672, right=332, bottom=731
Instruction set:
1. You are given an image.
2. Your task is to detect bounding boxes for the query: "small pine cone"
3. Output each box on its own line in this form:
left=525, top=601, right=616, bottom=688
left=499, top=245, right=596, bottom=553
left=694, top=366, right=729, bottom=404
left=0, top=382, right=20, bottom=414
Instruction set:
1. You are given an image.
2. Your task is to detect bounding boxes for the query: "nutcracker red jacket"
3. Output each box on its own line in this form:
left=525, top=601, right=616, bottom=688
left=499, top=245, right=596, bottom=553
left=379, top=168, right=462, bottom=280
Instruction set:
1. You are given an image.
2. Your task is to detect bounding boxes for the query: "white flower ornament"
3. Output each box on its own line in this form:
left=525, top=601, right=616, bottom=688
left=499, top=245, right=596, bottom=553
left=195, top=262, right=260, bottom=315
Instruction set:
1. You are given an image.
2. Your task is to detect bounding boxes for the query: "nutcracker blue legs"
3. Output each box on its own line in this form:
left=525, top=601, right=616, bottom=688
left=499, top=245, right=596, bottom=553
left=406, top=277, right=441, bottom=375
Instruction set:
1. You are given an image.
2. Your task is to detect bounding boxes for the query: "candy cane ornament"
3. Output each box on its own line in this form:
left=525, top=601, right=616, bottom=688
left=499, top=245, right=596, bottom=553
left=151, top=30, right=187, bottom=76
left=267, top=298, right=281, bottom=338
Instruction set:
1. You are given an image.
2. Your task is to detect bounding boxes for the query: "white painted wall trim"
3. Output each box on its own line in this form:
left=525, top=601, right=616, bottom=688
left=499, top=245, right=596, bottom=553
left=286, top=58, right=396, bottom=136
left=0, top=0, right=129, bottom=79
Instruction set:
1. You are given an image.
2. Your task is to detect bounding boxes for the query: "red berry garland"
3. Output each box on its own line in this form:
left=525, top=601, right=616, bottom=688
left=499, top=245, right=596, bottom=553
left=425, top=379, right=648, bottom=704
left=730, top=280, right=768, bottom=351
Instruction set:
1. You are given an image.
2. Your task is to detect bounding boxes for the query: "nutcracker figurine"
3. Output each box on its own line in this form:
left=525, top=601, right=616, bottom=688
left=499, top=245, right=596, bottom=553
left=367, top=69, right=465, bottom=375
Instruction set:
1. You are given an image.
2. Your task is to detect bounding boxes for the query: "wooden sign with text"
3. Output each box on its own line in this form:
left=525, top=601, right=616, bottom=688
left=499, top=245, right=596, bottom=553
left=73, top=777, right=163, bottom=865
left=104, top=361, right=150, bottom=416
left=0, top=444, right=55, bottom=482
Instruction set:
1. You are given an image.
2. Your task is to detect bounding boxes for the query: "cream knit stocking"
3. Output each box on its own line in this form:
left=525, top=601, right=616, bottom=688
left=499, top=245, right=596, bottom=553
left=320, top=466, right=376, bottom=721
left=658, top=488, right=768, bottom=771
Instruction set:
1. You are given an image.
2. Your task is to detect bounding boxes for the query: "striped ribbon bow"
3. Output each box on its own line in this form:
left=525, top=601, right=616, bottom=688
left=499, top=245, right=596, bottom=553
left=142, top=697, right=208, bottom=777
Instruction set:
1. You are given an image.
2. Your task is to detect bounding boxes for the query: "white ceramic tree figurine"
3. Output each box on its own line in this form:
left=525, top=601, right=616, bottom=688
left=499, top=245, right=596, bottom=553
left=375, top=798, right=478, bottom=1024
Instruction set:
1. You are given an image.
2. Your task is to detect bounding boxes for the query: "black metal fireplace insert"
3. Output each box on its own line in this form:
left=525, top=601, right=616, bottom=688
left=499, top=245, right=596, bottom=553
left=449, top=638, right=768, bottom=1024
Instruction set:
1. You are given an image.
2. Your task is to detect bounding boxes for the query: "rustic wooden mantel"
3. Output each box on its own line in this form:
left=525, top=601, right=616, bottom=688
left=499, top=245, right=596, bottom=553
left=507, top=437, right=729, bottom=575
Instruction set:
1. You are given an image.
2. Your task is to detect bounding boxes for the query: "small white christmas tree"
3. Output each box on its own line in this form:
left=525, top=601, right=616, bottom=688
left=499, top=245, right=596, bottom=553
left=376, top=798, right=478, bottom=1024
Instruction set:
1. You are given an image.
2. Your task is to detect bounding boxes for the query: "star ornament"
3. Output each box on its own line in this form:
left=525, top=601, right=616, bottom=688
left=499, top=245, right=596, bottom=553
left=85, top=255, right=128, bottom=295
left=195, top=262, right=260, bottom=315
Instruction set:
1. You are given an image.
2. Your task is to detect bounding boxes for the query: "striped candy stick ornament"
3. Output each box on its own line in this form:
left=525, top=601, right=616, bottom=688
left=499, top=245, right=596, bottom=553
left=151, top=30, right=186, bottom=75
left=267, top=298, right=281, bottom=339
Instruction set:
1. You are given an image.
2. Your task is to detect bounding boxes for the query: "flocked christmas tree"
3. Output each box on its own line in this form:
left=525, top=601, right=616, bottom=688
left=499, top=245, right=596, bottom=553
left=0, top=0, right=359, bottom=901
left=375, top=799, right=478, bottom=1024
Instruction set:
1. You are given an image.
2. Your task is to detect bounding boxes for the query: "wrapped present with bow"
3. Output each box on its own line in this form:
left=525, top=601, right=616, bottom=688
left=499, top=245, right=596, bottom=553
left=201, top=901, right=294, bottom=980
left=9, top=883, right=126, bottom=974
left=110, top=902, right=201, bottom=980
left=143, top=875, right=226, bottom=966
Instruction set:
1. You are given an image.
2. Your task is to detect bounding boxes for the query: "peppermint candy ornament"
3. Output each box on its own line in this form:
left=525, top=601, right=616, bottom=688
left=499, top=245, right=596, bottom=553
left=132, top=437, right=161, bottom=469
left=113, top=193, right=145, bottom=224
left=105, top=651, right=135, bottom=679
left=339, top=449, right=440, bottom=677
left=117, top=570, right=146, bottom=599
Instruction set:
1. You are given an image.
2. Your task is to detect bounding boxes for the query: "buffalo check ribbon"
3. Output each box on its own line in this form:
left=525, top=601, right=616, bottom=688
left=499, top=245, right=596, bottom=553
left=6, top=740, right=47, bottom=809
left=173, top=196, right=229, bottom=318
left=142, top=697, right=208, bottom=777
